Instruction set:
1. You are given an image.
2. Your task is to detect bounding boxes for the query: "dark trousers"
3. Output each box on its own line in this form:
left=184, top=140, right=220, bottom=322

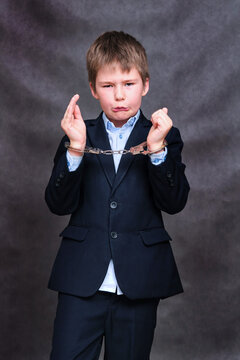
left=50, top=290, right=160, bottom=360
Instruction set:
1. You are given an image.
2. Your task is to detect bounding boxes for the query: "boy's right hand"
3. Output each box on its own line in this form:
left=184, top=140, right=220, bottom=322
left=61, top=94, right=86, bottom=155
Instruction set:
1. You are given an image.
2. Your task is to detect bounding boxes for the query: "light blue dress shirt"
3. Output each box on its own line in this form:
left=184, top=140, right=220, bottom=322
left=66, top=110, right=168, bottom=295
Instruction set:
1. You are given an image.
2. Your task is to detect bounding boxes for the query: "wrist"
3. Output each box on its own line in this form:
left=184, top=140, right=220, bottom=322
left=68, top=149, right=84, bottom=157
left=69, top=141, right=86, bottom=150
left=147, top=140, right=166, bottom=154
left=68, top=141, right=86, bottom=157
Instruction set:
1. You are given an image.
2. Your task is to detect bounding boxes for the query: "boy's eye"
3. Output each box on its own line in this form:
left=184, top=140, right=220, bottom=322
left=125, top=82, right=134, bottom=87
left=103, top=84, right=112, bottom=88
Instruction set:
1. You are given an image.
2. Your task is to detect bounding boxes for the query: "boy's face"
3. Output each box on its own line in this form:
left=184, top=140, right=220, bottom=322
left=90, top=63, right=149, bottom=127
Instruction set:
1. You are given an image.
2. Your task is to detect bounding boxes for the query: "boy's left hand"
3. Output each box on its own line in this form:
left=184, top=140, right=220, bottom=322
left=147, top=108, right=172, bottom=152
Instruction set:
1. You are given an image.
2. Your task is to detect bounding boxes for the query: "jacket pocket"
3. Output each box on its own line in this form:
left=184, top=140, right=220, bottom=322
left=140, top=227, right=172, bottom=246
left=59, top=225, right=88, bottom=242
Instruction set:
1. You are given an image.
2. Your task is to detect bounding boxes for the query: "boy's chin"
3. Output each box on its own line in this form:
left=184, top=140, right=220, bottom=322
left=106, top=110, right=136, bottom=123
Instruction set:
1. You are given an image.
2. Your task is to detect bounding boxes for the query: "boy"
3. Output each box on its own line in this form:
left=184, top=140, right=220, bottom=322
left=45, top=31, right=190, bottom=360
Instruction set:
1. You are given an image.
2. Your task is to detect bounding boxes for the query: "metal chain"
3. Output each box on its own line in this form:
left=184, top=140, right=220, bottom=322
left=64, top=140, right=167, bottom=156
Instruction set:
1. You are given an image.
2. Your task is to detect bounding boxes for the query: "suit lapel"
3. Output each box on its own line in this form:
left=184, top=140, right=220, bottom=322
left=112, top=112, right=151, bottom=193
left=87, top=114, right=116, bottom=187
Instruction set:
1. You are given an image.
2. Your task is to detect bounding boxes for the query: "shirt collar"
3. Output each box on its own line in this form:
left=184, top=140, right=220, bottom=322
left=102, top=110, right=140, bottom=133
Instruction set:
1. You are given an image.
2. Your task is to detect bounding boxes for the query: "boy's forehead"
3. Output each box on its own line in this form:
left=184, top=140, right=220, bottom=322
left=96, top=62, right=141, bottom=80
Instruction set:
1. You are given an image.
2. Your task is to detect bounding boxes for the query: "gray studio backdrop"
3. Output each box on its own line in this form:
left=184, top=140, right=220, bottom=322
left=1, top=0, right=239, bottom=359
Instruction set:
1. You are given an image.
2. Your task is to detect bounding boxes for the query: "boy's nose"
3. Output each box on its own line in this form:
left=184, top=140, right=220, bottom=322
left=114, top=86, right=125, bottom=101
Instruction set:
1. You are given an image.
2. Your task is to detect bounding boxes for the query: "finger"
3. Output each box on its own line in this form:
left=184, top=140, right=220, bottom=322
left=151, top=108, right=167, bottom=122
left=154, top=117, right=171, bottom=132
left=157, top=109, right=170, bottom=123
left=64, top=94, right=79, bottom=119
left=151, top=111, right=167, bottom=127
left=74, top=104, right=83, bottom=120
left=62, top=95, right=79, bottom=129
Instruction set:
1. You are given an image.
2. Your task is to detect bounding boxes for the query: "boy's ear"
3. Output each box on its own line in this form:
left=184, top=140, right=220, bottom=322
left=142, top=78, right=149, bottom=96
left=89, top=82, right=99, bottom=99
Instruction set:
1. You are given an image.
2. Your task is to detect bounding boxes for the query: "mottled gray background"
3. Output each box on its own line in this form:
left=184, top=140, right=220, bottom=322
left=1, top=0, right=239, bottom=359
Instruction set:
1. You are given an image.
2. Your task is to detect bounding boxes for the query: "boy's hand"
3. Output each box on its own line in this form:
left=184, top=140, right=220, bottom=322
left=147, top=108, right=172, bottom=152
left=61, top=94, right=86, bottom=155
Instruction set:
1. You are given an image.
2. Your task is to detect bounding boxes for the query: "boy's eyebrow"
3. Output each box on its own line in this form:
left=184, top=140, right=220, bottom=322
left=98, top=79, right=139, bottom=84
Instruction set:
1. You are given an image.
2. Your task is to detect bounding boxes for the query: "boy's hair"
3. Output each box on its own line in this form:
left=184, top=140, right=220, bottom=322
left=86, top=31, right=149, bottom=92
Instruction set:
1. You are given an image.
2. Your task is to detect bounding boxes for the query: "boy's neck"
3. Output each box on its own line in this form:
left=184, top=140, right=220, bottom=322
left=109, top=119, right=129, bottom=128
left=104, top=110, right=140, bottom=128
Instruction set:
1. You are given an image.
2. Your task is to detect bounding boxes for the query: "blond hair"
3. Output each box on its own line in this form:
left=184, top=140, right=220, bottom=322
left=86, top=31, right=149, bottom=91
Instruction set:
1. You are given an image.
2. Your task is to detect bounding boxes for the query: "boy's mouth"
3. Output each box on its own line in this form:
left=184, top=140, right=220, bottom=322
left=113, top=107, right=129, bottom=112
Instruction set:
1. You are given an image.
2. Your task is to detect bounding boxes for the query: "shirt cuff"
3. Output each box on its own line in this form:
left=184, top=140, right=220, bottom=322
left=149, top=147, right=168, bottom=165
left=66, top=151, right=83, bottom=172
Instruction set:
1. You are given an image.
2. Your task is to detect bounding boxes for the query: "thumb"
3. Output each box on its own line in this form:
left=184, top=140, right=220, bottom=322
left=162, top=107, right=168, bottom=114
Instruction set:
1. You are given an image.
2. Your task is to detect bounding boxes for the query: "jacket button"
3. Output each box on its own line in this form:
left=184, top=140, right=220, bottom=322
left=110, top=201, right=117, bottom=209
left=111, top=232, right=118, bottom=239
left=55, top=177, right=61, bottom=186
left=59, top=171, right=65, bottom=179
left=167, top=172, right=172, bottom=178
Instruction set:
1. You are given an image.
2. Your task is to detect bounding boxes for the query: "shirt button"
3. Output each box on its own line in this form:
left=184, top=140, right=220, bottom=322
left=119, top=134, right=123, bottom=139
left=110, top=201, right=117, bottom=209
left=111, top=232, right=118, bottom=239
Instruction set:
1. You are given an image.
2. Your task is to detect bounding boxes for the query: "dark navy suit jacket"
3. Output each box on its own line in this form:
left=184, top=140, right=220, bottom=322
left=45, top=111, right=190, bottom=300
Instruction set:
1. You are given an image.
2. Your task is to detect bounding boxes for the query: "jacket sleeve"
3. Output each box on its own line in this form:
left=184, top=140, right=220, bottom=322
left=148, top=126, right=190, bottom=214
left=45, top=135, right=84, bottom=215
